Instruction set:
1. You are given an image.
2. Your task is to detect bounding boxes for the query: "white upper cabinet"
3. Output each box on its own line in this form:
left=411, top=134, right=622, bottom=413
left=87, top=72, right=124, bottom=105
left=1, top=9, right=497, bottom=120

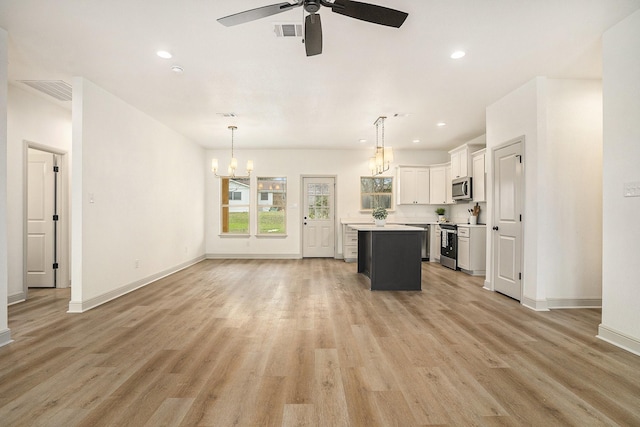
left=450, top=146, right=469, bottom=179
left=449, top=140, right=485, bottom=179
left=472, top=148, right=486, bottom=202
left=429, top=164, right=449, bottom=205
left=397, top=166, right=430, bottom=205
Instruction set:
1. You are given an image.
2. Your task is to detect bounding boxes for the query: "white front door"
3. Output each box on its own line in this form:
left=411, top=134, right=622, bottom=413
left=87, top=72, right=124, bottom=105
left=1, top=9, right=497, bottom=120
left=27, top=149, right=57, bottom=288
left=302, top=177, right=335, bottom=258
left=492, top=140, right=523, bottom=300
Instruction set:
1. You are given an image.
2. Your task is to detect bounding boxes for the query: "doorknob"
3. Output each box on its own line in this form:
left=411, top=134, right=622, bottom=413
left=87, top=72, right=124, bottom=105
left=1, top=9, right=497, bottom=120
left=304, top=222, right=307, bottom=225
left=492, top=226, right=499, bottom=231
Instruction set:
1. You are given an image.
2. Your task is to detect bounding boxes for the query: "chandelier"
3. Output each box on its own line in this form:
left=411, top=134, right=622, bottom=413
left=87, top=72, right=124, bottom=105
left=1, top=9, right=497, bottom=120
left=211, top=126, right=254, bottom=178
left=369, top=116, right=394, bottom=175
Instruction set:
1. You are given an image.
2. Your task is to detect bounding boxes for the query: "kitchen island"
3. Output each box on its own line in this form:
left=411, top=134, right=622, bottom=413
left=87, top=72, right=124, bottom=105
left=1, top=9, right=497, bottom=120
left=349, top=224, right=423, bottom=291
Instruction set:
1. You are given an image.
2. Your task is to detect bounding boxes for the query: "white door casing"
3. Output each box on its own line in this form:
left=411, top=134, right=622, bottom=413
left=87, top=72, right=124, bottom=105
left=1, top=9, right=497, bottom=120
left=302, top=177, right=335, bottom=258
left=492, top=141, right=523, bottom=300
left=27, top=149, right=57, bottom=288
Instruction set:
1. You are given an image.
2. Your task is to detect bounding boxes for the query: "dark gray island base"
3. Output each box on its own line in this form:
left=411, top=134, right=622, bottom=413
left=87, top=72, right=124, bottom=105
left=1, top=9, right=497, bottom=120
left=353, top=225, right=423, bottom=291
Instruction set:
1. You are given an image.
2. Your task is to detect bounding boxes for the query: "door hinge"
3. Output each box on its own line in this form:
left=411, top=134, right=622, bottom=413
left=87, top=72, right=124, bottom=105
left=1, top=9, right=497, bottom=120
left=516, top=154, right=522, bottom=163
left=518, top=272, right=522, bottom=280
left=53, top=165, right=59, bottom=173
left=53, top=214, right=59, bottom=221
left=519, top=214, right=522, bottom=222
left=53, top=263, right=59, bottom=270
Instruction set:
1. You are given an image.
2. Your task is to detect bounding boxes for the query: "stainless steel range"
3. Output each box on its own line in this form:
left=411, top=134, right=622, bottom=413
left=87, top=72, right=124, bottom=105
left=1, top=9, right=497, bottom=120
left=439, top=223, right=457, bottom=270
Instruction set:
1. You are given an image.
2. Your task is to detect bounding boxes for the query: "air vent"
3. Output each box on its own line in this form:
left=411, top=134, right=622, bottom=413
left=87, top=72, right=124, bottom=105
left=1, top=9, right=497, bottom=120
left=217, top=112, right=237, bottom=118
left=274, top=23, right=303, bottom=37
left=19, top=80, right=72, bottom=101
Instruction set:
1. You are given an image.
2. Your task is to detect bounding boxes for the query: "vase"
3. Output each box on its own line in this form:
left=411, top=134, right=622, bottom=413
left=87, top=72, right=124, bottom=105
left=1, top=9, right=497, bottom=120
left=375, top=219, right=386, bottom=227
left=470, top=215, right=478, bottom=225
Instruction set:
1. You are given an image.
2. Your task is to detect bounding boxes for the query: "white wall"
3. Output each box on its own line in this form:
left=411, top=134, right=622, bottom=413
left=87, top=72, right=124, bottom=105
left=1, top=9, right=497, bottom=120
left=0, top=27, right=11, bottom=347
left=205, top=149, right=449, bottom=257
left=6, top=84, right=72, bottom=302
left=540, top=79, right=603, bottom=304
left=69, top=78, right=205, bottom=312
left=599, top=10, right=640, bottom=355
left=486, top=78, right=540, bottom=304
left=486, top=77, right=603, bottom=310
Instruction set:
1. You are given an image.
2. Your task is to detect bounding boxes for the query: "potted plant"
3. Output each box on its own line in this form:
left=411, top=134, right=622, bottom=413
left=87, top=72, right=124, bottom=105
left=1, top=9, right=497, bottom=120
left=435, top=207, right=446, bottom=222
left=372, top=207, right=388, bottom=226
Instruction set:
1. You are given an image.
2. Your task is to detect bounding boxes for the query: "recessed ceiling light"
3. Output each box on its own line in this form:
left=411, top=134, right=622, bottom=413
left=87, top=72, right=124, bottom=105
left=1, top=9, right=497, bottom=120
left=359, top=139, right=367, bottom=143
left=171, top=65, right=184, bottom=73
left=157, top=50, right=172, bottom=59
left=412, top=139, right=421, bottom=144
left=437, top=122, right=447, bottom=127
left=450, top=50, right=466, bottom=59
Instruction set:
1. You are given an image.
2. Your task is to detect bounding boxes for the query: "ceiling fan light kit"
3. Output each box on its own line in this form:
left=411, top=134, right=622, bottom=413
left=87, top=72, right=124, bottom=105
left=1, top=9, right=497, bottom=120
left=217, top=0, right=408, bottom=56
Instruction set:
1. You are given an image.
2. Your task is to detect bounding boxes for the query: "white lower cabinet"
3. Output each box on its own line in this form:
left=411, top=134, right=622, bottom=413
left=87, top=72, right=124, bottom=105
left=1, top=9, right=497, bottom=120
left=456, top=226, right=486, bottom=275
left=343, top=225, right=360, bottom=262
left=430, top=224, right=441, bottom=262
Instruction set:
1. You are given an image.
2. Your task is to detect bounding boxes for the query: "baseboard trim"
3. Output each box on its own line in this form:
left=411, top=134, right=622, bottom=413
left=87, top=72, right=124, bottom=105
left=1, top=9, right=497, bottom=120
left=547, top=298, right=602, bottom=309
left=521, top=296, right=550, bottom=311
left=0, top=328, right=13, bottom=348
left=8, top=292, right=26, bottom=305
left=597, top=324, right=640, bottom=357
left=482, top=279, right=492, bottom=291
left=67, top=256, right=205, bottom=314
left=206, top=253, right=302, bottom=260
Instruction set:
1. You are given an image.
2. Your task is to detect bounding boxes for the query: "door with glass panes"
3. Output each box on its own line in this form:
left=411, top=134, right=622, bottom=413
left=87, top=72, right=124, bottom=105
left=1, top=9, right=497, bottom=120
left=302, top=177, right=335, bottom=257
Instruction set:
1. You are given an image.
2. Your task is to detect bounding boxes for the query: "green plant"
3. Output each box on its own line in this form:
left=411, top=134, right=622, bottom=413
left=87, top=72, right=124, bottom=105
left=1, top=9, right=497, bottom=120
left=435, top=208, right=446, bottom=215
left=372, top=207, right=388, bottom=220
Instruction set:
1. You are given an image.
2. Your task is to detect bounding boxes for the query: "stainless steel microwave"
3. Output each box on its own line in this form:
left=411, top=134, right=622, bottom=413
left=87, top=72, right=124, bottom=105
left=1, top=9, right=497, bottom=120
left=452, top=176, right=472, bottom=200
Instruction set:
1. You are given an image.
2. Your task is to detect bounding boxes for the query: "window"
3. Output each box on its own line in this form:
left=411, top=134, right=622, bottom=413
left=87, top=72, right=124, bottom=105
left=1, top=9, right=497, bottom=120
left=307, top=183, right=330, bottom=219
left=221, top=177, right=250, bottom=234
left=257, top=177, right=287, bottom=234
left=360, top=176, right=393, bottom=210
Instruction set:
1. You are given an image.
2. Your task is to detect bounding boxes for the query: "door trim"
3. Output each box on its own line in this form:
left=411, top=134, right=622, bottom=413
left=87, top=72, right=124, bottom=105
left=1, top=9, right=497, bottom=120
left=490, top=136, right=525, bottom=301
left=22, top=141, right=70, bottom=300
left=300, top=175, right=338, bottom=259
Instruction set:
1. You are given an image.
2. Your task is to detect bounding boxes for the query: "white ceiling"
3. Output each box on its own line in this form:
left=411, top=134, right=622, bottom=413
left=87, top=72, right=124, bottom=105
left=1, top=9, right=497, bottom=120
left=1, top=0, right=639, bottom=151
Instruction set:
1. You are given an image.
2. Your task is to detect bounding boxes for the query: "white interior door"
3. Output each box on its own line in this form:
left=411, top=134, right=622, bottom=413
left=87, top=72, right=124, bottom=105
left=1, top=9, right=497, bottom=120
left=492, top=141, right=523, bottom=300
left=302, top=177, right=335, bottom=258
left=27, top=149, right=57, bottom=288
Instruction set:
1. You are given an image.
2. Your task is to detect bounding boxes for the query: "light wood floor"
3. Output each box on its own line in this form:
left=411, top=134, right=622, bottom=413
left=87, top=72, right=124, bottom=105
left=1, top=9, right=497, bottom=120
left=2, top=259, right=640, bottom=426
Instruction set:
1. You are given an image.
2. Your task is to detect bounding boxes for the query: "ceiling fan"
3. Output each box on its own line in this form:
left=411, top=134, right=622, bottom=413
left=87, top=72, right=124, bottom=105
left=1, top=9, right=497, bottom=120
left=217, top=0, right=408, bottom=56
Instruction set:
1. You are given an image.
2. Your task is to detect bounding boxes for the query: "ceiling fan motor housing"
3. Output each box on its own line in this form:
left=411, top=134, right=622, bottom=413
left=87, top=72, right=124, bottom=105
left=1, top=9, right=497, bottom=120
left=304, top=0, right=321, bottom=13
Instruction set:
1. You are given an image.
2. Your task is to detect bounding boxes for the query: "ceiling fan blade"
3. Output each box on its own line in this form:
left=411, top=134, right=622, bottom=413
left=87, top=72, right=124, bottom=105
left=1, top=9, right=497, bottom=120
left=329, top=0, right=408, bottom=28
left=217, top=2, right=301, bottom=27
left=305, top=14, right=323, bottom=56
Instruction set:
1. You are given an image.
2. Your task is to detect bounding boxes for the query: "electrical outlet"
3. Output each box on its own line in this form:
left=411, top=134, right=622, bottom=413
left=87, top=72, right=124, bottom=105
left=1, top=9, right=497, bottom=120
left=623, top=181, right=640, bottom=197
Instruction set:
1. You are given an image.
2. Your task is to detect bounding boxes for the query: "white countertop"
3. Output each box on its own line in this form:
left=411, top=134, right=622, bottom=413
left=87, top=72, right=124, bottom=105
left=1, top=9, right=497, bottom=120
left=342, top=218, right=487, bottom=228
left=348, top=224, right=425, bottom=232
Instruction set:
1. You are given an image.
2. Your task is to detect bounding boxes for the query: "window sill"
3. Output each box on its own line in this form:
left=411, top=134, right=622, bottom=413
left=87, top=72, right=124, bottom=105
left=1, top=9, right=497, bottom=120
left=218, top=234, right=250, bottom=238
left=256, top=234, right=288, bottom=238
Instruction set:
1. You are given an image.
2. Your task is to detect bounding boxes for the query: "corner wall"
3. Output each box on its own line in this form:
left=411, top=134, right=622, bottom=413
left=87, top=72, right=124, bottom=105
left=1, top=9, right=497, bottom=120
left=69, top=78, right=206, bottom=312
left=0, top=27, right=11, bottom=347
left=486, top=77, right=604, bottom=310
left=599, top=10, right=640, bottom=355
left=6, top=84, right=72, bottom=302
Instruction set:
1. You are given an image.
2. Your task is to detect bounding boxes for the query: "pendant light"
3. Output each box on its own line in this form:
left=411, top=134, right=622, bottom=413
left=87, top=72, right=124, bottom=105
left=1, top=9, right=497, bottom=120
left=369, top=116, right=393, bottom=175
left=211, top=126, right=254, bottom=178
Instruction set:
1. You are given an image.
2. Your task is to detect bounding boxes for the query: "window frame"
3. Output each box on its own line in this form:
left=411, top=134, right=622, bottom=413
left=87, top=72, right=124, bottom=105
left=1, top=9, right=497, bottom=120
left=360, top=176, right=395, bottom=211
left=220, top=177, right=251, bottom=236
left=256, top=176, right=287, bottom=237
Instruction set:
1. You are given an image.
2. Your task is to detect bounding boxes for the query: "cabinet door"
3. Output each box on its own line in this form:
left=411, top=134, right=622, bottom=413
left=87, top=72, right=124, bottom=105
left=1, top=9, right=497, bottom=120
left=458, top=236, right=470, bottom=269
left=398, top=168, right=417, bottom=205
left=431, top=225, right=442, bottom=260
left=416, top=168, right=430, bottom=204
left=472, top=153, right=486, bottom=202
left=445, top=164, right=453, bottom=204
left=429, top=167, right=446, bottom=204
left=450, top=147, right=469, bottom=179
